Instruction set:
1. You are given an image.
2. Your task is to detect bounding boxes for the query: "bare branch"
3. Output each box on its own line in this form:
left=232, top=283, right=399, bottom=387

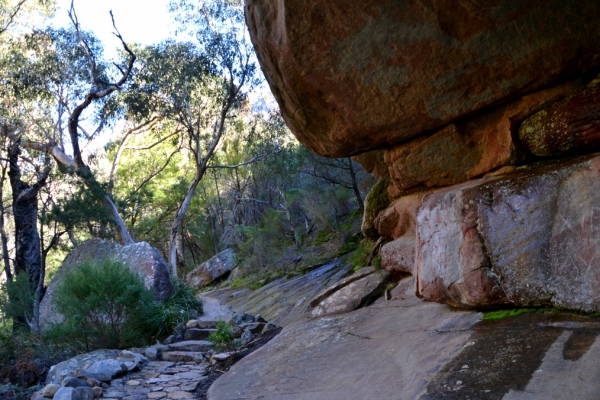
left=0, top=0, right=26, bottom=35
left=207, top=153, right=267, bottom=169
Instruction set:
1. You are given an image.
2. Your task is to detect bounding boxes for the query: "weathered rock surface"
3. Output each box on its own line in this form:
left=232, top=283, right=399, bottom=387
left=520, top=76, right=600, bottom=157
left=380, top=236, right=415, bottom=277
left=311, top=267, right=389, bottom=316
left=384, top=81, right=579, bottom=196
left=203, top=259, right=351, bottom=327
left=373, top=191, right=425, bottom=239
left=417, top=153, right=600, bottom=311
left=207, top=278, right=600, bottom=399
left=40, top=239, right=172, bottom=328
left=208, top=279, right=479, bottom=399
left=185, top=248, right=237, bottom=289
left=245, top=0, right=600, bottom=157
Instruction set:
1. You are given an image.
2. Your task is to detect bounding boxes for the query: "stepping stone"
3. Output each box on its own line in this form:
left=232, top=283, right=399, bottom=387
left=161, top=351, right=205, bottom=363
left=184, top=328, right=216, bottom=341
left=148, top=392, right=167, bottom=399
left=167, top=391, right=194, bottom=399
left=167, top=340, right=213, bottom=352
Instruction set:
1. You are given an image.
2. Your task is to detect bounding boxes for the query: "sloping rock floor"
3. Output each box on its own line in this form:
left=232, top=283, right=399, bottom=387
left=203, top=258, right=351, bottom=327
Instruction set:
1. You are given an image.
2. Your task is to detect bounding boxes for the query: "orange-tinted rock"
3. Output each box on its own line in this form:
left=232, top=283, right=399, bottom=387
left=352, top=150, right=387, bottom=178
left=384, top=81, right=580, bottom=196
left=380, top=236, right=415, bottom=277
left=520, top=77, right=600, bottom=156
left=417, top=153, right=600, bottom=311
left=374, top=191, right=427, bottom=240
left=245, top=0, right=600, bottom=157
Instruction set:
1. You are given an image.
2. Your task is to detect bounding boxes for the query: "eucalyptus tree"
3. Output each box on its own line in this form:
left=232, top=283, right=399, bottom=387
left=0, top=5, right=136, bottom=330
left=2, top=6, right=136, bottom=246
left=122, top=0, right=257, bottom=276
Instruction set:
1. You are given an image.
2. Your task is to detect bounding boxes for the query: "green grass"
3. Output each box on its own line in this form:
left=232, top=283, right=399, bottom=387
left=482, top=308, right=550, bottom=321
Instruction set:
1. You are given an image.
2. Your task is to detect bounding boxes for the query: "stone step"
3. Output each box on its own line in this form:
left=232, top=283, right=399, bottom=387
left=161, top=351, right=205, bottom=363
left=167, top=340, right=214, bottom=352
left=184, top=328, right=216, bottom=341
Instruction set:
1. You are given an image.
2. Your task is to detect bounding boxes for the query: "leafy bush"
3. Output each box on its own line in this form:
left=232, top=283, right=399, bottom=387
left=142, top=279, right=203, bottom=341
left=50, top=258, right=156, bottom=351
left=48, top=259, right=203, bottom=351
left=3, top=274, right=35, bottom=329
left=208, top=320, right=236, bottom=351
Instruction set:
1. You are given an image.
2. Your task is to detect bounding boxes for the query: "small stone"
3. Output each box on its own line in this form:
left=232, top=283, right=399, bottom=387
left=255, top=314, right=267, bottom=323
left=62, top=377, right=91, bottom=388
left=53, top=387, right=75, bottom=400
left=42, top=383, right=60, bottom=398
left=212, top=352, right=234, bottom=362
left=165, top=387, right=182, bottom=393
left=150, top=386, right=164, bottom=392
left=261, top=323, right=278, bottom=334
left=92, top=387, right=103, bottom=399
left=86, top=378, right=99, bottom=387
left=147, top=392, right=167, bottom=399
left=241, top=330, right=254, bottom=346
left=74, top=387, right=94, bottom=400
left=167, top=391, right=194, bottom=399
left=144, top=372, right=160, bottom=379
left=180, top=382, right=199, bottom=391
left=174, top=372, right=203, bottom=380
left=126, top=380, right=141, bottom=386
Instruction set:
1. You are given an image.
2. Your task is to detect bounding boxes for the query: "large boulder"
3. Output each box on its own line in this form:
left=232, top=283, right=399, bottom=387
left=40, top=240, right=172, bottom=328
left=416, top=153, right=600, bottom=311
left=186, top=249, right=237, bottom=289
left=245, top=0, right=600, bottom=157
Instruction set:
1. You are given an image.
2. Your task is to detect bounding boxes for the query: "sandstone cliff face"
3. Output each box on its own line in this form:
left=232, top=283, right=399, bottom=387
left=245, top=0, right=600, bottom=157
left=246, top=0, right=600, bottom=311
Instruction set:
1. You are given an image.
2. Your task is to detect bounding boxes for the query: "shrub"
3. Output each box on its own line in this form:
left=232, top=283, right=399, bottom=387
left=208, top=320, right=236, bottom=351
left=141, top=279, right=203, bottom=341
left=50, top=258, right=155, bottom=351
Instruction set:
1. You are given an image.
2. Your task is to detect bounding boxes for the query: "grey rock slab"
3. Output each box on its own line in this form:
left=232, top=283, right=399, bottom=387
left=167, top=340, right=213, bottom=352
left=46, top=350, right=120, bottom=384
left=208, top=279, right=481, bottom=399
left=311, top=269, right=390, bottom=316
left=309, top=266, right=377, bottom=307
left=201, top=259, right=351, bottom=327
left=503, top=331, right=600, bottom=400
left=186, top=248, right=237, bottom=289
left=85, top=359, right=127, bottom=381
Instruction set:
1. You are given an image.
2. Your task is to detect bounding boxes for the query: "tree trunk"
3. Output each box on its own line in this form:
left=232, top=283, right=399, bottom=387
left=347, top=158, right=364, bottom=213
left=7, top=143, right=48, bottom=330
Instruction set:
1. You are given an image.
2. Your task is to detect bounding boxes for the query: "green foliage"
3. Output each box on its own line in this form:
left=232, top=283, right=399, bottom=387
left=208, top=320, right=237, bottom=351
left=142, top=279, right=203, bottom=341
left=349, top=239, right=376, bottom=271
left=3, top=274, right=34, bottom=327
left=50, top=258, right=156, bottom=351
